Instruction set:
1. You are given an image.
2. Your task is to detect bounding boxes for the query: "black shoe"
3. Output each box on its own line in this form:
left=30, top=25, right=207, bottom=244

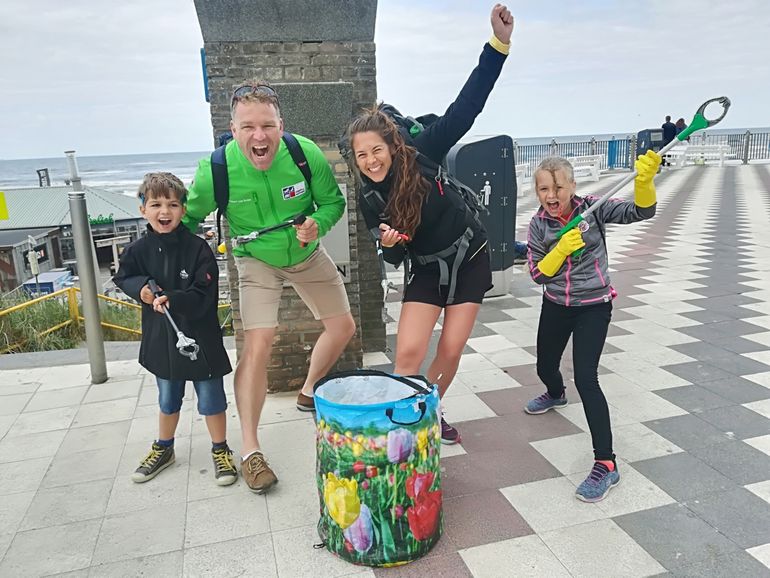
left=212, top=446, right=238, bottom=486
left=131, top=442, right=175, bottom=483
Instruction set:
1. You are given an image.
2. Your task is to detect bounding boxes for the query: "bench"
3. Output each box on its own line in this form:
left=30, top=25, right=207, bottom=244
left=515, top=162, right=531, bottom=196
left=569, top=155, right=603, bottom=181
left=665, top=144, right=732, bottom=168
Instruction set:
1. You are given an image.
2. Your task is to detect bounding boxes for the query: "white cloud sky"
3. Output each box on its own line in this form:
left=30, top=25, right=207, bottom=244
left=0, top=0, right=768, bottom=159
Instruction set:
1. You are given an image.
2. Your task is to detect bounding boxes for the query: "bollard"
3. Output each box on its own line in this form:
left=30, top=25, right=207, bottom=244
left=68, top=191, right=108, bottom=384
left=742, top=131, right=751, bottom=165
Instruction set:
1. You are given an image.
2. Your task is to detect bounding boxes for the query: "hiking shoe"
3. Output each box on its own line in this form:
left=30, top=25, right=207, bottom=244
left=296, top=392, right=315, bottom=412
left=524, top=391, right=567, bottom=415
left=440, top=418, right=461, bottom=445
left=212, top=446, right=238, bottom=486
left=131, top=442, right=175, bottom=483
left=575, top=462, right=620, bottom=503
left=242, top=451, right=278, bottom=494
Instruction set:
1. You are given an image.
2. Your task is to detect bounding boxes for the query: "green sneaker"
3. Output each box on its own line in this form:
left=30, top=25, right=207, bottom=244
left=212, top=446, right=238, bottom=486
left=131, top=442, right=175, bottom=483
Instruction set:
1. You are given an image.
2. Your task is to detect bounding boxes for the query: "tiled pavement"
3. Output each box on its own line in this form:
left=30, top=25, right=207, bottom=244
left=2, top=163, right=770, bottom=576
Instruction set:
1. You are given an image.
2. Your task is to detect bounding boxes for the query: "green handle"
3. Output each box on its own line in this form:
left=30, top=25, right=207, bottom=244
left=556, top=214, right=586, bottom=258
left=675, top=113, right=709, bottom=142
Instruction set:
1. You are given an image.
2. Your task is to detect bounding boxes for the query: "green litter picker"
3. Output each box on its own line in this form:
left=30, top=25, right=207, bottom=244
left=557, top=96, right=731, bottom=252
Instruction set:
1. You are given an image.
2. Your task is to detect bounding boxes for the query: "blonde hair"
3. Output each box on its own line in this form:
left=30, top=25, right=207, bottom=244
left=535, top=156, right=575, bottom=184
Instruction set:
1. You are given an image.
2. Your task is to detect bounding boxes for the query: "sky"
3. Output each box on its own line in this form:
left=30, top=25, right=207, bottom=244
left=1, top=0, right=768, bottom=159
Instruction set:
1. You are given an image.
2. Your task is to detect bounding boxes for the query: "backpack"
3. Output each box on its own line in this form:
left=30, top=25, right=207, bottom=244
left=211, top=131, right=312, bottom=246
left=339, top=104, right=488, bottom=304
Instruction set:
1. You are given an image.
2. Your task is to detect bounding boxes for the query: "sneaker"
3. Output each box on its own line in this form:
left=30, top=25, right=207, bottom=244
left=212, top=446, right=238, bottom=486
left=524, top=391, right=567, bottom=415
left=131, top=442, right=175, bottom=483
left=440, top=418, right=461, bottom=445
left=242, top=451, right=278, bottom=494
left=575, top=462, right=620, bottom=502
left=296, top=392, right=315, bottom=412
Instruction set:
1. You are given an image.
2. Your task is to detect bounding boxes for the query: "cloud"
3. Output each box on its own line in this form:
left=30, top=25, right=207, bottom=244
left=0, top=0, right=767, bottom=158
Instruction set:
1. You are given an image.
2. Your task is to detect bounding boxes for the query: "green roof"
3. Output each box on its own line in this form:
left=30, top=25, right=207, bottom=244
left=0, top=186, right=141, bottom=230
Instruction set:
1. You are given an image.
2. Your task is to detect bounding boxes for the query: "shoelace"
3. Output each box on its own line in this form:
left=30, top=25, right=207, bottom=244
left=247, top=453, right=268, bottom=475
left=213, top=449, right=235, bottom=473
left=585, top=462, right=611, bottom=486
left=139, top=446, right=164, bottom=469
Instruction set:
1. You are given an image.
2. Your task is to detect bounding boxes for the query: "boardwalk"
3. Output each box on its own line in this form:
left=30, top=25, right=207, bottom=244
left=2, top=163, right=770, bottom=576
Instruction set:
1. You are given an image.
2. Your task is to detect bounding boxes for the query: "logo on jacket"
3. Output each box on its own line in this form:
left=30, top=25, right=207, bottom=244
left=179, top=269, right=189, bottom=279
left=282, top=181, right=306, bottom=200
left=578, top=220, right=590, bottom=233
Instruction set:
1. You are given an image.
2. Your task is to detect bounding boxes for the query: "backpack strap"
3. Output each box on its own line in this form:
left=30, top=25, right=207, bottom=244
left=211, top=145, right=229, bottom=246
left=412, top=226, right=474, bottom=305
left=282, top=131, right=312, bottom=185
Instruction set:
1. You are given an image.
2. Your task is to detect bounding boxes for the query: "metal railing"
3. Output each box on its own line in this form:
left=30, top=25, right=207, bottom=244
left=0, top=288, right=232, bottom=354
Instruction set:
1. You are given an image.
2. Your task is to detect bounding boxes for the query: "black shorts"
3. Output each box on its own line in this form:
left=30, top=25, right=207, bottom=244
left=403, top=245, right=493, bottom=307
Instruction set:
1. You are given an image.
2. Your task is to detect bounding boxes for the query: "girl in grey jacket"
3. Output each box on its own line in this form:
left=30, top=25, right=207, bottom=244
left=523, top=151, right=661, bottom=502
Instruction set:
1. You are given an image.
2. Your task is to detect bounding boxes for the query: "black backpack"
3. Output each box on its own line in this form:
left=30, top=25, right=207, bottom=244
left=211, top=131, right=312, bottom=246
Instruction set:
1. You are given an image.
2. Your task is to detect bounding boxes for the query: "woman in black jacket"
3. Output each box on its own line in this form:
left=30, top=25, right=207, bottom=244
left=345, top=4, right=513, bottom=444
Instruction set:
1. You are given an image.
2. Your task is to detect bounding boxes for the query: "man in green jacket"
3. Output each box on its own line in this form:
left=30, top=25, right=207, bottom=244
left=183, top=81, right=355, bottom=494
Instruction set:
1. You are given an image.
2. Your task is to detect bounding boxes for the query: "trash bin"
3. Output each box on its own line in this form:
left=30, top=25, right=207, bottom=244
left=314, top=370, right=443, bottom=567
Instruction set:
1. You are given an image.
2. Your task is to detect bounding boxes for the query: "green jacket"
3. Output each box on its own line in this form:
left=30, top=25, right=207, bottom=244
left=182, top=135, right=345, bottom=267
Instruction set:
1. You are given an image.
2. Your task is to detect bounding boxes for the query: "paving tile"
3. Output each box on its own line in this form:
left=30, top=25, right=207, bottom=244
left=747, top=543, right=770, bottom=570
left=0, top=519, right=101, bottom=577
left=41, top=445, right=122, bottom=489
left=613, top=503, right=741, bottom=572
left=698, top=376, right=770, bottom=404
left=72, top=398, right=137, bottom=428
left=452, top=368, right=521, bottom=393
left=442, top=489, right=532, bottom=550
left=745, top=434, right=770, bottom=457
left=0, top=392, right=31, bottom=416
left=746, top=480, right=770, bottom=505
left=653, top=385, right=734, bottom=413
left=183, top=535, right=276, bottom=577
left=0, top=428, right=65, bottom=464
left=440, top=393, right=497, bottom=424
left=685, top=487, right=770, bottom=549
left=373, top=552, right=470, bottom=577
left=272, top=524, right=367, bottom=577
left=0, top=455, right=51, bottom=496
left=606, top=391, right=687, bottom=423
left=459, top=413, right=582, bottom=454
left=644, top=414, right=733, bottom=451
left=746, top=398, right=770, bottom=419
left=24, top=386, right=88, bottom=413
left=442, top=447, right=560, bottom=499
left=92, top=502, right=186, bottom=565
left=21, top=478, right=112, bottom=531
left=82, top=378, right=143, bottom=404
left=531, top=432, right=594, bottom=475
left=663, top=361, right=739, bottom=383
left=0, top=490, right=35, bottom=534
left=614, top=422, right=684, bottom=462
left=695, top=404, right=770, bottom=439
left=670, top=550, right=770, bottom=578
left=499, top=476, right=606, bottom=533
left=459, top=534, right=571, bottom=578
left=688, top=439, right=770, bottom=485
left=57, top=420, right=131, bottom=455
left=632, top=452, right=737, bottom=501
left=185, top=492, right=270, bottom=548
left=541, top=519, right=666, bottom=577
left=88, top=551, right=183, bottom=578
left=5, top=406, right=77, bottom=437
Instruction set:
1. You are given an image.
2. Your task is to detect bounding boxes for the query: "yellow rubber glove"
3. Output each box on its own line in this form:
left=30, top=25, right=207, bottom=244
left=537, top=228, right=585, bottom=277
left=634, top=150, right=661, bottom=208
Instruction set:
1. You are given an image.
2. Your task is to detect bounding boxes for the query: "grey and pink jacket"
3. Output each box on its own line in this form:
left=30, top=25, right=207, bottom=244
left=527, top=195, right=656, bottom=306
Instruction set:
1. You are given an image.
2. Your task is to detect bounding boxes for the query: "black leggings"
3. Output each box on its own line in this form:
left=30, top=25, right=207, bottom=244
left=536, top=298, right=614, bottom=461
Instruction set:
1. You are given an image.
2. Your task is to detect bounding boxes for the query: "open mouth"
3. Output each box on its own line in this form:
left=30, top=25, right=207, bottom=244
left=158, top=218, right=172, bottom=227
left=252, top=145, right=268, bottom=158
left=546, top=201, right=560, bottom=212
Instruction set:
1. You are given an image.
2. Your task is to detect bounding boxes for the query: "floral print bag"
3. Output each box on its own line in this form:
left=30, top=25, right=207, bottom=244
left=314, top=370, right=443, bottom=566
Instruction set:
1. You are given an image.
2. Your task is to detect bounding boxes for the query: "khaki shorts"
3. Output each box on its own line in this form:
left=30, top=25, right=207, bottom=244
left=235, top=246, right=350, bottom=329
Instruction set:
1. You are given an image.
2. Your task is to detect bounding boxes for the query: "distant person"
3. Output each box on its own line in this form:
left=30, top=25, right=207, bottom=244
left=524, top=151, right=661, bottom=502
left=113, top=173, right=237, bottom=486
left=675, top=117, right=689, bottom=143
left=661, top=115, right=677, bottom=145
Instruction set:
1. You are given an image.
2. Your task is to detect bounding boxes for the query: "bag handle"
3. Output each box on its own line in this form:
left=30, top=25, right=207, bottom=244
left=313, top=369, right=432, bottom=396
left=386, top=402, right=427, bottom=426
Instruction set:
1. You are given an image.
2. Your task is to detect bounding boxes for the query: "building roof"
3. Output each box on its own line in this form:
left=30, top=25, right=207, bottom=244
left=0, top=186, right=141, bottom=231
left=0, top=228, right=58, bottom=249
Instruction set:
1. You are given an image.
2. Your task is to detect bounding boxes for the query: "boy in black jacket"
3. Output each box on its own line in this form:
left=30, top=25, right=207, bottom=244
left=114, top=173, right=237, bottom=485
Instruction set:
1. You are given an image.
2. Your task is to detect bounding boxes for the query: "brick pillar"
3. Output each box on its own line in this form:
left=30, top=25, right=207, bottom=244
left=194, top=1, right=385, bottom=391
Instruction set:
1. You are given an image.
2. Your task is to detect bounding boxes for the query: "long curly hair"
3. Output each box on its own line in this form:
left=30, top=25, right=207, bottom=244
left=346, top=107, right=431, bottom=238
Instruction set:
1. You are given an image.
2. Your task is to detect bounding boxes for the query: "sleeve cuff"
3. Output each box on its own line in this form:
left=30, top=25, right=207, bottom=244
left=489, top=35, right=510, bottom=55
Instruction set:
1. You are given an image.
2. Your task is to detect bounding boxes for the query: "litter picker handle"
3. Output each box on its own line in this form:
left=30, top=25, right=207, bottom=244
left=146, top=279, right=180, bottom=332
left=555, top=96, right=731, bottom=257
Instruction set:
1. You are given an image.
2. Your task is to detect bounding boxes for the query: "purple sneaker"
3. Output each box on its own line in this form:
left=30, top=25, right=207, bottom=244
left=576, top=462, right=620, bottom=502
left=441, top=418, right=461, bottom=445
left=524, top=391, right=567, bottom=415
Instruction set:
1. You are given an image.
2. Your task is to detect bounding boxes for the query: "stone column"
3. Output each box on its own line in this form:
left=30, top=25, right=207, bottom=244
left=194, top=0, right=385, bottom=391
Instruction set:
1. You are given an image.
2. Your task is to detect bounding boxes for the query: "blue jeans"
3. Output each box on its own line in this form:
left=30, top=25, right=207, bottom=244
left=156, top=377, right=227, bottom=416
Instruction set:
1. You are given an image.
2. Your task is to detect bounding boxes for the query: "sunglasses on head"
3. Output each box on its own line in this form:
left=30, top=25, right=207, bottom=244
left=230, top=84, right=279, bottom=109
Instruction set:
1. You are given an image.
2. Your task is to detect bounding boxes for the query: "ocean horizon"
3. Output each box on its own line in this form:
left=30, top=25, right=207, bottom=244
left=2, top=127, right=767, bottom=195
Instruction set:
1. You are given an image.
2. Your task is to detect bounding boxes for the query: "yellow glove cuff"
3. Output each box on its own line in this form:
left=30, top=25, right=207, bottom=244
left=538, top=250, right=567, bottom=277
left=489, top=35, right=510, bottom=55
left=634, top=180, right=656, bottom=208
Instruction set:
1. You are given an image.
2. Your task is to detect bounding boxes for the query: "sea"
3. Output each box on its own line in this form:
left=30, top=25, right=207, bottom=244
left=1, top=127, right=766, bottom=195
